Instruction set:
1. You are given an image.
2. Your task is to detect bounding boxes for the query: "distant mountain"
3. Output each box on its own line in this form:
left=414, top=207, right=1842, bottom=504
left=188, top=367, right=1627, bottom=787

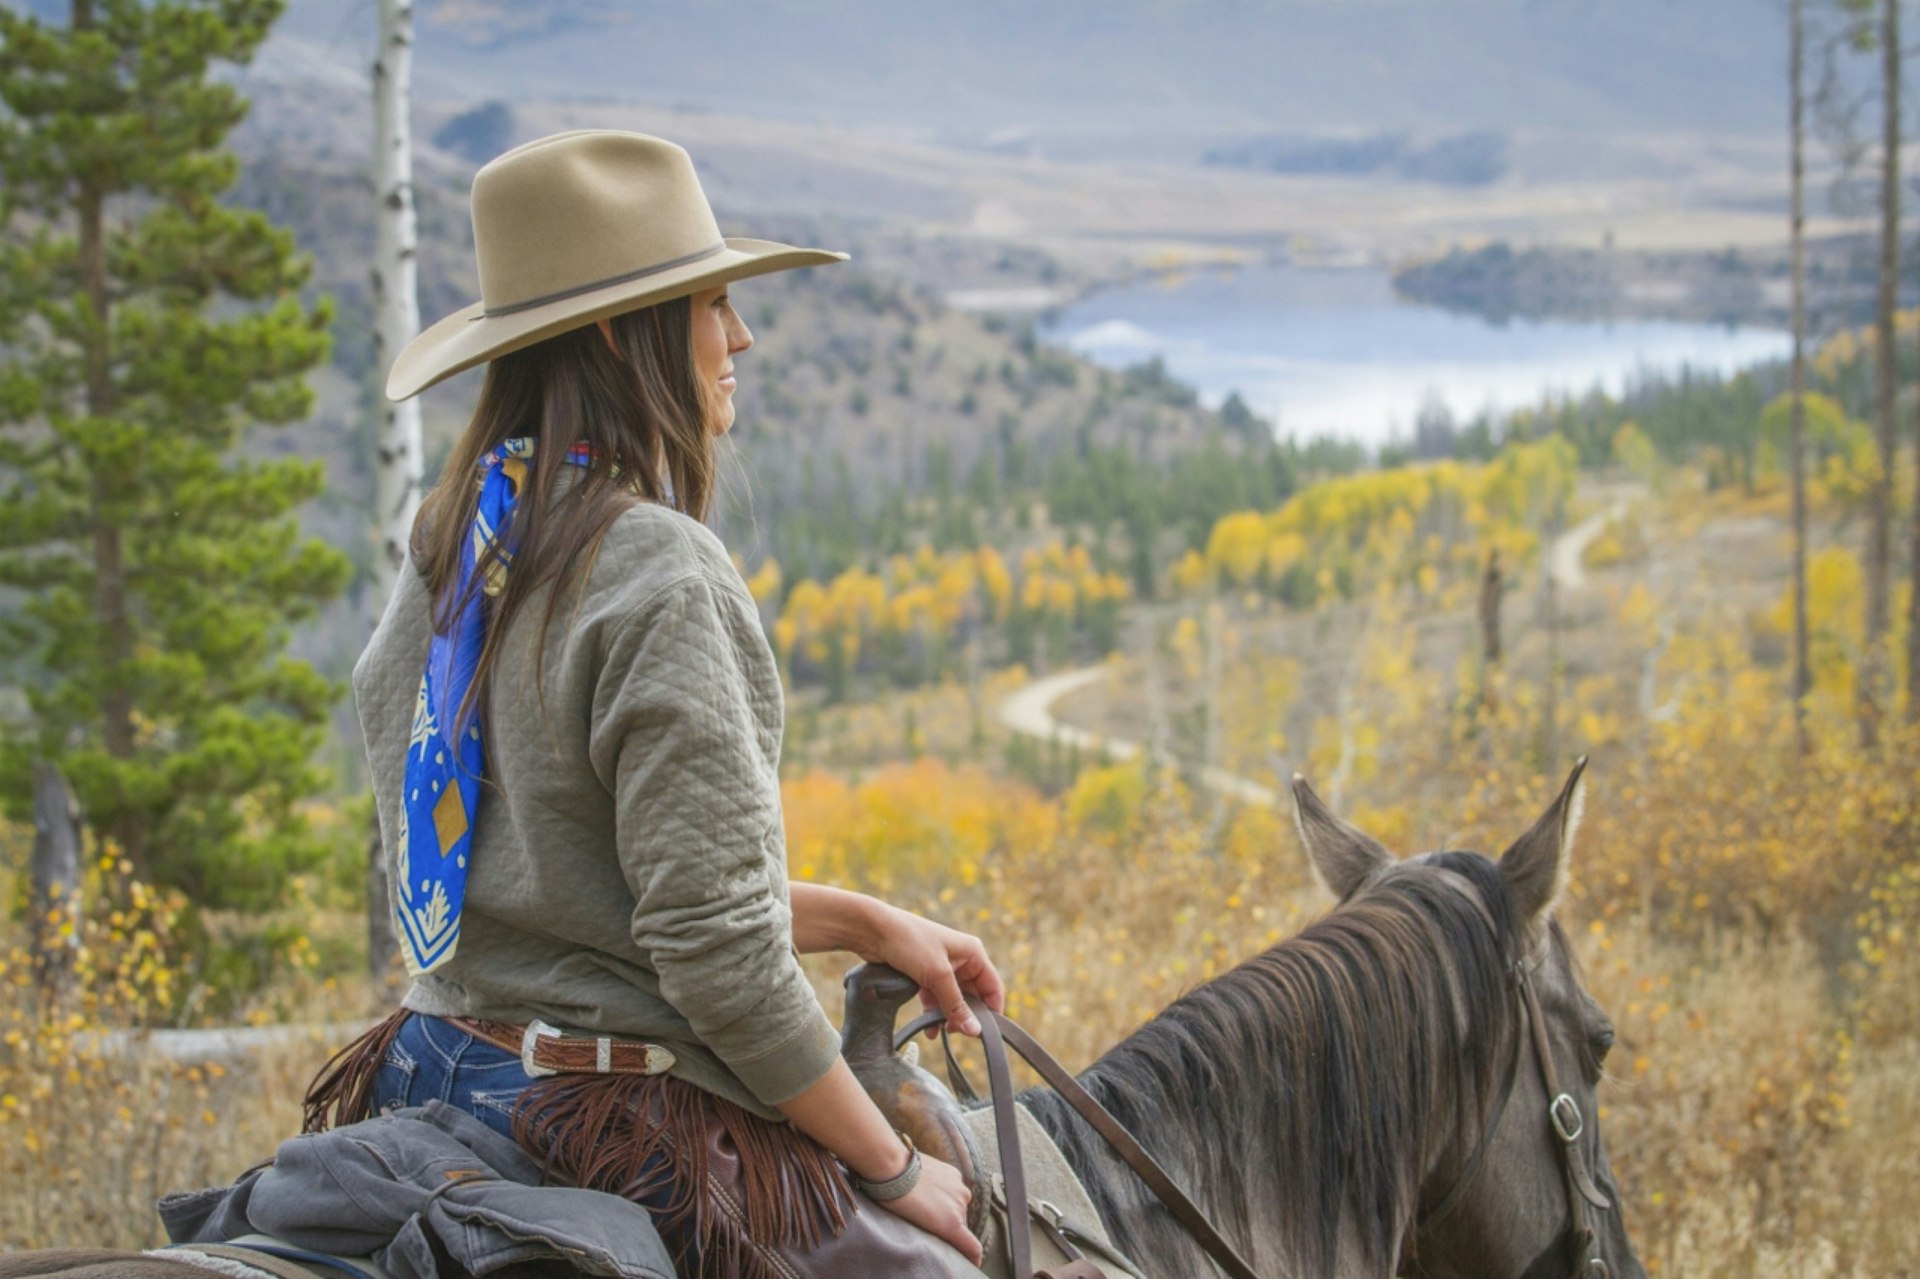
left=263, top=0, right=1784, bottom=160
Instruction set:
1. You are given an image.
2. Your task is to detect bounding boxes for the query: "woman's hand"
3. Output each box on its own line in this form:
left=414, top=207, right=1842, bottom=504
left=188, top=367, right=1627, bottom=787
left=789, top=883, right=1005, bottom=1038
left=775, top=1059, right=981, bottom=1263
left=862, top=902, right=1005, bottom=1039
left=869, top=1149, right=981, bottom=1265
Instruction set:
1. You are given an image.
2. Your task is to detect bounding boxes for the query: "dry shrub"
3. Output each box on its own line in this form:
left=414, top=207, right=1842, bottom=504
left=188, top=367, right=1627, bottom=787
left=1, top=846, right=380, bottom=1251
left=1594, top=923, right=1918, bottom=1275
left=0, top=1009, right=319, bottom=1252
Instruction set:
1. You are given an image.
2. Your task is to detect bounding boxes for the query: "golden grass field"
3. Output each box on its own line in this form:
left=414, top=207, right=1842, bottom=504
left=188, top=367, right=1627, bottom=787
left=3, top=474, right=1916, bottom=1276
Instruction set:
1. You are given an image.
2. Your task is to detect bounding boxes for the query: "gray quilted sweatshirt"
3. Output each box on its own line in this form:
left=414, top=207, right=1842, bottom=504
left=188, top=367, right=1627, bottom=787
left=352, top=493, right=840, bottom=1120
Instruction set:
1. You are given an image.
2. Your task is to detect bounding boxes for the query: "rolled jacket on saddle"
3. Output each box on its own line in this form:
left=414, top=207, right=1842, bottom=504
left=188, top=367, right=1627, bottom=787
left=157, top=1099, right=675, bottom=1279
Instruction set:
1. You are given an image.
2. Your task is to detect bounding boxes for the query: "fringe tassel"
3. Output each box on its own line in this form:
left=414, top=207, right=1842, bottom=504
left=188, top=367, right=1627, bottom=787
left=512, top=1071, right=856, bottom=1279
left=301, top=1008, right=411, bottom=1134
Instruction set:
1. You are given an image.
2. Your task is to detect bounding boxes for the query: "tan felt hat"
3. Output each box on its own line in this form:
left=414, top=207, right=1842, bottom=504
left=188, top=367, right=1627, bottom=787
left=386, top=129, right=848, bottom=400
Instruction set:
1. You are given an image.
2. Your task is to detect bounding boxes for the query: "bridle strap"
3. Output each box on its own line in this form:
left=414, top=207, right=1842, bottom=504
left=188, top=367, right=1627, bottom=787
left=1518, top=973, right=1612, bottom=1279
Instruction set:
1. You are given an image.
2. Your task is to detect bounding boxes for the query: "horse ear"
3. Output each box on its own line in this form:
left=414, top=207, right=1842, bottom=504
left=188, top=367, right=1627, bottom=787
left=1499, top=757, right=1589, bottom=929
left=1291, top=774, right=1392, bottom=899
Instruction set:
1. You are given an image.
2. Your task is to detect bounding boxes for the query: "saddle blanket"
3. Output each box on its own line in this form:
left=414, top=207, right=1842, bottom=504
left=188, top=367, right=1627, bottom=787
left=959, top=1104, right=1146, bottom=1279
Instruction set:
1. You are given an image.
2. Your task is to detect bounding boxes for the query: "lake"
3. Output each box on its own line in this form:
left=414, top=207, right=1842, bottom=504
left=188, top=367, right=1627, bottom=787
left=1038, top=265, right=1791, bottom=447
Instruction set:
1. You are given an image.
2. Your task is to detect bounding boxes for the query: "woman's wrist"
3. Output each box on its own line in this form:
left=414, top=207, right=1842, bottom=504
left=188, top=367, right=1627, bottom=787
left=853, top=1131, right=921, bottom=1201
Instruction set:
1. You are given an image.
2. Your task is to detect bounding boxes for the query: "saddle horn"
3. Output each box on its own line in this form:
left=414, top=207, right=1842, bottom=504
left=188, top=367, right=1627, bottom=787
left=840, top=963, right=993, bottom=1239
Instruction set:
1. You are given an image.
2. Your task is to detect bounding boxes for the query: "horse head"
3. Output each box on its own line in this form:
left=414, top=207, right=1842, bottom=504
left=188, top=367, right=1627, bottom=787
left=1292, top=759, right=1645, bottom=1279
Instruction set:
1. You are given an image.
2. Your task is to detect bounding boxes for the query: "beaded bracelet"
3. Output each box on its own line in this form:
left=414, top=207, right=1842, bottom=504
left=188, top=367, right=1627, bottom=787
left=854, top=1131, right=923, bottom=1202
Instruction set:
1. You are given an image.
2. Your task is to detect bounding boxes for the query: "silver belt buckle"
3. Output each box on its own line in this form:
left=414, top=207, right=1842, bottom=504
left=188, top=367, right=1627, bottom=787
left=521, top=1017, right=677, bottom=1077
left=520, top=1018, right=562, bottom=1078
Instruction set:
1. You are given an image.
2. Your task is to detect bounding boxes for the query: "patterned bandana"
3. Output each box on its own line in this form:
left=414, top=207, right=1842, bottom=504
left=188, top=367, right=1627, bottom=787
left=396, top=437, right=593, bottom=975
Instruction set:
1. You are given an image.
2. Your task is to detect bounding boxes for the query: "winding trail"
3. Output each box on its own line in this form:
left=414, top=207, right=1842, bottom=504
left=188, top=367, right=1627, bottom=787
left=1549, top=501, right=1626, bottom=593
left=995, top=501, right=1626, bottom=806
left=996, top=666, right=1135, bottom=755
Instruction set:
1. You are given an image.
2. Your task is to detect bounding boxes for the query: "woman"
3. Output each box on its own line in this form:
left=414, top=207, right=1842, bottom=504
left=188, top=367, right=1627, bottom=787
left=309, top=130, right=1001, bottom=1277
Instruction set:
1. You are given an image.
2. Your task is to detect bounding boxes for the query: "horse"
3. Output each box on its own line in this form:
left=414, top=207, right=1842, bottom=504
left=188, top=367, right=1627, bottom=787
left=998, top=760, right=1644, bottom=1279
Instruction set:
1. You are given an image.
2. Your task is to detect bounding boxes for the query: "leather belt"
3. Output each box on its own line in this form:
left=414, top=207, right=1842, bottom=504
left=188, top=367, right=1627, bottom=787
left=448, top=1016, right=678, bottom=1078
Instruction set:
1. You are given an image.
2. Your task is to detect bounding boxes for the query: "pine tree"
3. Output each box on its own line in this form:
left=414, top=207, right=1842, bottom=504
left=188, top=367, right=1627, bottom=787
left=0, top=0, right=347, bottom=908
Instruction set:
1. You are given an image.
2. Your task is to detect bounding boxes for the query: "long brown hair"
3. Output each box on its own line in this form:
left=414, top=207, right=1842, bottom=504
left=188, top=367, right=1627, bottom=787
left=410, top=296, right=720, bottom=765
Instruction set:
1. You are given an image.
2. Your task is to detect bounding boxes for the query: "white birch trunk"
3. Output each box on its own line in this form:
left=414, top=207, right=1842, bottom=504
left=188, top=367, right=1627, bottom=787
left=373, top=0, right=424, bottom=582
left=369, top=0, right=423, bottom=978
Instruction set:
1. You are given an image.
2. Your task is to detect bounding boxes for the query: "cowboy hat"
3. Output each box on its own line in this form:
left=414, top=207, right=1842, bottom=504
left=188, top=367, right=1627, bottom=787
left=387, top=130, right=848, bottom=400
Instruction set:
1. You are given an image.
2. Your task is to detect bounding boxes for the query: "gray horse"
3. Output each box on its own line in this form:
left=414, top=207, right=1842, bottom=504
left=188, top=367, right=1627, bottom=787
left=1010, top=760, right=1644, bottom=1278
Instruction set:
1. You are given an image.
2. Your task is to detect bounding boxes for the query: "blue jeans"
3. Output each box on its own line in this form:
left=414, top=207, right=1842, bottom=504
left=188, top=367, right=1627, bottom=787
left=368, top=1012, right=538, bottom=1141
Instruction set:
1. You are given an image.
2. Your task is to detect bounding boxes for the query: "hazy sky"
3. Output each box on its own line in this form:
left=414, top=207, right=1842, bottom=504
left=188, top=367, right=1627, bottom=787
left=263, top=0, right=1782, bottom=147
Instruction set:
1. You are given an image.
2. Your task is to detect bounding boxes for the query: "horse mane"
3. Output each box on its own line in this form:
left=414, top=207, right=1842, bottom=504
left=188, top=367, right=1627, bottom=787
left=1023, top=852, right=1525, bottom=1276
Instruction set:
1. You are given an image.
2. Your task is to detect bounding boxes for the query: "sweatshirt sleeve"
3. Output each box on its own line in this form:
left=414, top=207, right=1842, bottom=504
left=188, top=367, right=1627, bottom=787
left=586, top=566, right=841, bottom=1108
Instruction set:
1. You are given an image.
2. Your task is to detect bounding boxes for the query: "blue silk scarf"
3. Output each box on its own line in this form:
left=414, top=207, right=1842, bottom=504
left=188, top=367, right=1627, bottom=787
left=396, top=437, right=593, bottom=975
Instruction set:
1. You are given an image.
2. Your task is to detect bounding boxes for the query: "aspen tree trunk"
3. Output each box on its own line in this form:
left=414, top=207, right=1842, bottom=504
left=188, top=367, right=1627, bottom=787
left=1479, top=548, right=1503, bottom=671
left=369, top=0, right=425, bottom=979
left=1475, top=547, right=1503, bottom=762
left=31, top=763, right=83, bottom=1001
left=1862, top=0, right=1899, bottom=748
left=1790, top=0, right=1813, bottom=752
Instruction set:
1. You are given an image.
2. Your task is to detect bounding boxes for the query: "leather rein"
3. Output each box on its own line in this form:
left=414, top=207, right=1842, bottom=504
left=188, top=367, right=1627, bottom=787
left=894, top=1000, right=1261, bottom=1279
left=906, top=892, right=1617, bottom=1279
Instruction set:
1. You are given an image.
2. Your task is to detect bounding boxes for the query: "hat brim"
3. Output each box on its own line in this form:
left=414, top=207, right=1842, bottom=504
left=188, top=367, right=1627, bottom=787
left=386, top=237, right=849, bottom=400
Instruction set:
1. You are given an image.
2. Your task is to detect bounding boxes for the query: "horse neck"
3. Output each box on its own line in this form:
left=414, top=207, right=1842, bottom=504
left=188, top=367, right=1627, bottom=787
left=1022, top=889, right=1512, bottom=1278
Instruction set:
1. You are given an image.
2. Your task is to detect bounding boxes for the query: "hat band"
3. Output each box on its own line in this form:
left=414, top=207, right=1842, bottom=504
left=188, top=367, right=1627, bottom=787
left=477, top=240, right=729, bottom=319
